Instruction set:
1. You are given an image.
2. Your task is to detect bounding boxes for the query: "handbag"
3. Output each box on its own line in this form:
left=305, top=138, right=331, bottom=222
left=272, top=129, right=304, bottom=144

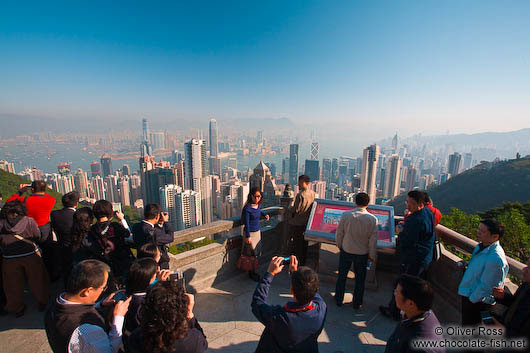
left=237, top=253, right=258, bottom=271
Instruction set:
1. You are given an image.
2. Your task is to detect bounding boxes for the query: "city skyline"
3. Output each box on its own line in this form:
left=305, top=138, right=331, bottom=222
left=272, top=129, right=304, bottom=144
left=1, top=1, right=530, bottom=141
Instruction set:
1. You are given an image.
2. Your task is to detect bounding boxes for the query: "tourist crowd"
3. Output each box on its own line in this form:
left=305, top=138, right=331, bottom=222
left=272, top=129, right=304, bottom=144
left=0, top=177, right=529, bottom=353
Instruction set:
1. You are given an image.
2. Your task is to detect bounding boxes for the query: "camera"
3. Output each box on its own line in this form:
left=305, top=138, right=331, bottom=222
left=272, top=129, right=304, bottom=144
left=169, top=269, right=186, bottom=292
left=281, top=257, right=291, bottom=266
left=114, top=291, right=129, bottom=302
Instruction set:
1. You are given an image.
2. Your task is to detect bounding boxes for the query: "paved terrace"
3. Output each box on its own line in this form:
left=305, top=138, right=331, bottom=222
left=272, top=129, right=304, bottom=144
left=0, top=205, right=525, bottom=353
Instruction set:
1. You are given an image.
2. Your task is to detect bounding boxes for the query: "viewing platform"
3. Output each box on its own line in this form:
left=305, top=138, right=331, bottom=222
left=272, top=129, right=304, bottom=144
left=0, top=206, right=526, bottom=353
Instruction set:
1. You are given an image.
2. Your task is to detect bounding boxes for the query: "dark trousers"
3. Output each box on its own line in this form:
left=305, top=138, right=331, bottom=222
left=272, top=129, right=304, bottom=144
left=461, top=295, right=491, bottom=326
left=39, top=223, right=61, bottom=282
left=290, top=225, right=308, bottom=266
left=335, top=251, right=368, bottom=306
left=387, top=262, right=427, bottom=317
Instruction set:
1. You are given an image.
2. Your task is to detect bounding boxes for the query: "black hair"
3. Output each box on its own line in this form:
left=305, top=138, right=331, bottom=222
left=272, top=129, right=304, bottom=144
left=396, top=274, right=434, bottom=311
left=66, top=259, right=110, bottom=295
left=246, top=187, right=264, bottom=206
left=407, top=190, right=425, bottom=205
left=138, top=242, right=159, bottom=260
left=62, top=191, right=80, bottom=208
left=31, top=180, right=47, bottom=193
left=355, top=192, right=370, bottom=207
left=480, top=219, right=505, bottom=239
left=291, top=266, right=319, bottom=306
left=93, top=200, right=114, bottom=219
left=126, top=258, right=158, bottom=294
left=298, top=175, right=310, bottom=184
left=70, top=207, right=94, bottom=251
left=144, top=204, right=162, bottom=220
left=423, top=192, right=433, bottom=205
left=0, top=200, right=27, bottom=219
left=140, top=281, right=190, bottom=352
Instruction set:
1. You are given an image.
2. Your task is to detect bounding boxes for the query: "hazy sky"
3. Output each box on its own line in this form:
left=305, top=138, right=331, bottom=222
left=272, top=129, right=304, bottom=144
left=1, top=1, right=530, bottom=138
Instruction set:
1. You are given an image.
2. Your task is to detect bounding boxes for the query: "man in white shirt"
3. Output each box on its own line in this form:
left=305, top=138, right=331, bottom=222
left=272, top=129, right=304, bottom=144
left=335, top=192, right=378, bottom=309
left=45, top=259, right=131, bottom=353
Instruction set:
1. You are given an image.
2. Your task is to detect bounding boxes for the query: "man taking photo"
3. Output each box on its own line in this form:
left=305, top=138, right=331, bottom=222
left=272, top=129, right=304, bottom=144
left=251, top=255, right=327, bottom=353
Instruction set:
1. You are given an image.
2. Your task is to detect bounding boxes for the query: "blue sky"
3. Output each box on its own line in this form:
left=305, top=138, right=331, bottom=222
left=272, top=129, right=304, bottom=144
left=1, top=0, right=529, bottom=138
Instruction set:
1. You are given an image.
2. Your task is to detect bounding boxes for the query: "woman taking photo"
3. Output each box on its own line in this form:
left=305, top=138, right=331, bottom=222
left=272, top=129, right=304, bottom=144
left=125, top=280, right=207, bottom=353
left=241, top=187, right=269, bottom=281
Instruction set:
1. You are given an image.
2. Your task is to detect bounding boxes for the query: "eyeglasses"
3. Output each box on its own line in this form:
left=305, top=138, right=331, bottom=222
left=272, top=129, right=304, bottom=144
left=254, top=195, right=262, bottom=198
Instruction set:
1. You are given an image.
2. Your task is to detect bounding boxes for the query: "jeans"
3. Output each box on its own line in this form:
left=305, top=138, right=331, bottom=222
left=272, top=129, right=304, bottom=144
left=335, top=250, right=368, bottom=306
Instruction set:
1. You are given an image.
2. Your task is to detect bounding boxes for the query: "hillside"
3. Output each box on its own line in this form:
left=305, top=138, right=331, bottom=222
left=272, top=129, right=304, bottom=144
left=0, top=169, right=63, bottom=210
left=389, top=156, right=530, bottom=215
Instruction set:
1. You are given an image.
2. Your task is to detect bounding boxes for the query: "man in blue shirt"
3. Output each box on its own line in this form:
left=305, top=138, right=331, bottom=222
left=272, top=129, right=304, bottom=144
left=251, top=255, right=327, bottom=353
left=380, top=190, right=435, bottom=320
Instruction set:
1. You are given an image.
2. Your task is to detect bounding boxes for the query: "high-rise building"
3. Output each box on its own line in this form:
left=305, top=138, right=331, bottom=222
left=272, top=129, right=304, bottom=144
left=383, top=155, right=402, bottom=199
left=265, top=162, right=276, bottom=177
left=209, top=119, right=219, bottom=157
left=184, top=139, right=207, bottom=191
left=338, top=164, right=348, bottom=186
left=304, top=159, right=320, bottom=182
left=281, top=157, right=289, bottom=183
left=209, top=156, right=221, bottom=176
left=228, top=157, right=237, bottom=170
left=309, top=180, right=326, bottom=198
left=360, top=144, right=380, bottom=204
left=129, top=174, right=142, bottom=202
left=331, top=158, right=339, bottom=184
left=310, top=142, right=319, bottom=161
left=200, top=176, right=214, bottom=224
left=104, top=175, right=120, bottom=203
left=392, top=133, right=400, bottom=153
left=144, top=167, right=175, bottom=205
left=448, top=152, right=462, bottom=176
left=174, top=160, right=185, bottom=188
left=150, top=131, right=166, bottom=150
left=171, top=150, right=183, bottom=164
left=463, top=153, right=473, bottom=170
left=100, top=154, right=113, bottom=177
left=91, top=175, right=106, bottom=200
left=322, top=158, right=332, bottom=184
left=119, top=177, right=131, bottom=206
left=90, top=161, right=101, bottom=178
left=74, top=169, right=89, bottom=198
left=0, top=160, right=15, bottom=174
left=141, top=118, right=152, bottom=157
left=159, top=184, right=182, bottom=229
left=405, top=166, right=418, bottom=191
left=175, top=190, right=202, bottom=230
left=289, top=144, right=299, bottom=186
left=250, top=161, right=271, bottom=192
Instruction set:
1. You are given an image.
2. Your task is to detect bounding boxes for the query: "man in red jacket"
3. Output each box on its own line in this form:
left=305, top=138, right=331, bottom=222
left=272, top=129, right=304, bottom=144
left=8, top=180, right=57, bottom=279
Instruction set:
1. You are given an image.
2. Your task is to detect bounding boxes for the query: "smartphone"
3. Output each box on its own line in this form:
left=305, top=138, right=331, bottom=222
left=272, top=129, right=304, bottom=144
left=114, top=291, right=129, bottom=302
left=169, top=270, right=186, bottom=292
left=281, top=257, right=291, bottom=266
left=480, top=311, right=494, bottom=325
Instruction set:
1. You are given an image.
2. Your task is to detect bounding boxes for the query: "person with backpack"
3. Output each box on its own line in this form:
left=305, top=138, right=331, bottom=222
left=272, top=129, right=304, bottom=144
left=0, top=200, right=50, bottom=317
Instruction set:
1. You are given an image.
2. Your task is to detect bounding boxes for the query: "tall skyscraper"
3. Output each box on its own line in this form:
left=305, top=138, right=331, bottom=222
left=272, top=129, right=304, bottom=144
left=289, top=144, right=299, bottom=186
left=73, top=169, right=89, bottom=198
left=104, top=175, right=120, bottom=203
left=119, top=177, right=131, bottom=206
left=175, top=190, right=202, bottom=230
left=392, top=133, right=400, bottom=153
left=200, top=176, right=213, bottom=224
left=141, top=118, right=152, bottom=157
left=305, top=160, right=320, bottom=182
left=463, top=153, right=473, bottom=170
left=322, top=158, right=332, bottom=184
left=405, top=166, right=418, bottom=191
left=448, top=152, right=462, bottom=176
left=91, top=176, right=106, bottom=200
left=310, top=142, right=319, bottom=161
left=160, top=184, right=182, bottom=229
left=383, top=155, right=402, bottom=199
left=122, top=164, right=130, bottom=176
left=184, top=139, right=207, bottom=191
left=144, top=167, right=175, bottom=205
left=360, top=144, right=380, bottom=204
left=100, top=154, right=113, bottom=178
left=209, top=119, right=219, bottom=157
left=281, top=157, right=289, bottom=183
left=250, top=161, right=271, bottom=192
left=331, top=158, right=339, bottom=184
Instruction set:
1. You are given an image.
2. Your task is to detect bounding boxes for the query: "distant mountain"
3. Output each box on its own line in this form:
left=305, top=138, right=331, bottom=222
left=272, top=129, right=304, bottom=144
left=388, top=156, right=530, bottom=215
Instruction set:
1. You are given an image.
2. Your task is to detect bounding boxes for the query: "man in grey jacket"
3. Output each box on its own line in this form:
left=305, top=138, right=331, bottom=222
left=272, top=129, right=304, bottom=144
left=335, top=192, right=378, bottom=309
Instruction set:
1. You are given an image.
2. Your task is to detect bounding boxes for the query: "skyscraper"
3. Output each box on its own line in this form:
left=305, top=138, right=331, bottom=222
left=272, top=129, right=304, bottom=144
left=90, top=161, right=101, bottom=178
left=104, top=175, right=120, bottom=203
left=209, top=119, right=219, bottom=157
left=289, top=144, right=299, bottom=186
left=463, top=153, right=473, bottom=170
left=150, top=131, right=166, bottom=150
left=383, top=155, right=402, bottom=199
left=200, top=176, right=214, bottom=224
left=73, top=169, right=89, bottom=198
left=405, top=166, right=418, bottom=191
left=304, top=159, right=320, bottom=182
left=91, top=175, right=106, bottom=200
left=122, top=164, right=130, bottom=176
left=144, top=166, right=175, bottom=205
left=310, top=142, right=319, bottom=161
left=322, top=158, right=332, bottom=184
left=331, top=158, right=339, bottom=184
left=175, top=189, right=202, bottom=230
left=392, top=133, right=400, bottom=153
left=141, top=118, right=152, bottom=157
left=100, top=154, right=113, bottom=178
left=160, top=184, right=182, bottom=229
left=184, top=139, right=207, bottom=191
left=360, top=144, right=380, bottom=204
left=281, top=157, right=289, bottom=183
left=119, top=177, right=131, bottom=206
left=448, top=152, right=462, bottom=176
